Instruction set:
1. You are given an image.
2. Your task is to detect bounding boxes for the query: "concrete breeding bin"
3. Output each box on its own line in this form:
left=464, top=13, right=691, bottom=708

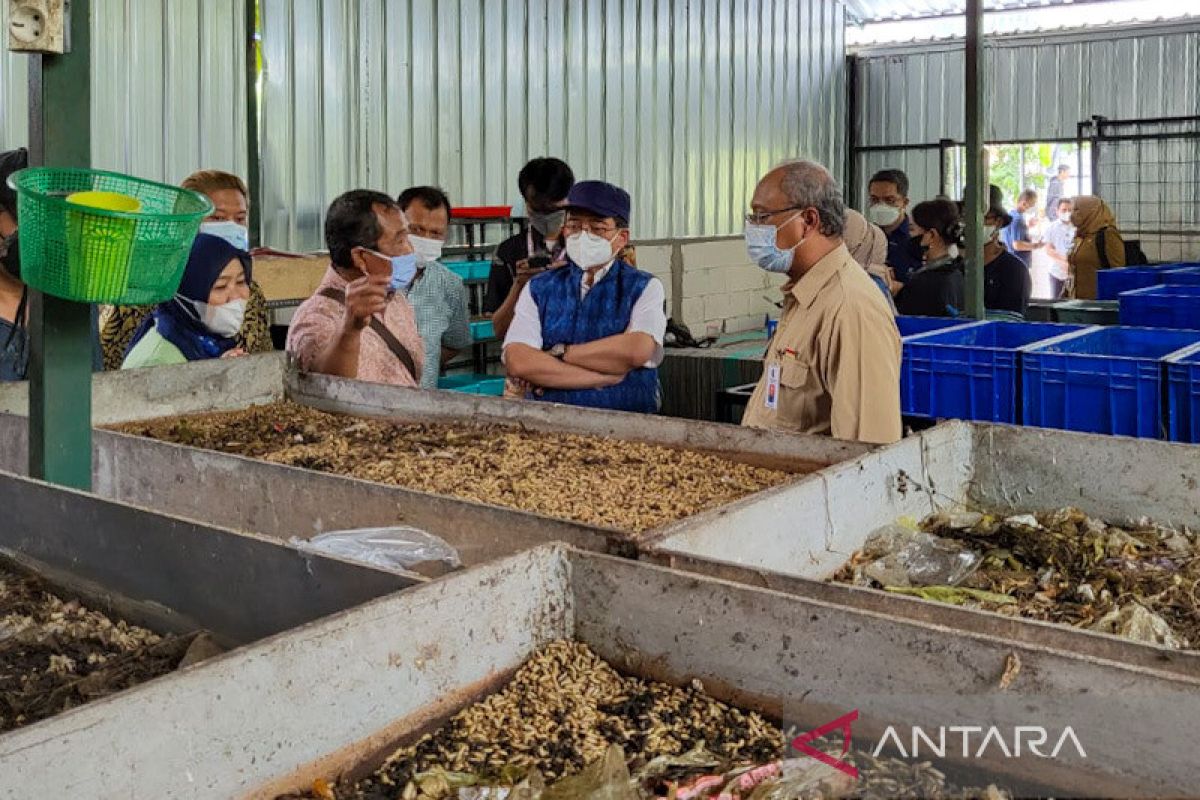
left=3, top=545, right=1197, bottom=799
left=0, top=351, right=288, bottom=424
left=649, top=421, right=1200, bottom=676
left=0, top=467, right=420, bottom=744
left=0, top=360, right=871, bottom=566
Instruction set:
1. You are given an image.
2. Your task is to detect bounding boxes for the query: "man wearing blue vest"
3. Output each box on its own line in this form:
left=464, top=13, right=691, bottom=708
left=502, top=180, right=666, bottom=412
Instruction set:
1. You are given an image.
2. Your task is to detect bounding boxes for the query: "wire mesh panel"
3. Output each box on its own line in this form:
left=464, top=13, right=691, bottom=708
left=1093, top=117, right=1200, bottom=263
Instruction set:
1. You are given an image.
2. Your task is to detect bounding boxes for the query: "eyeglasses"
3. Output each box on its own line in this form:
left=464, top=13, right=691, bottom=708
left=563, top=219, right=620, bottom=237
left=744, top=206, right=802, bottom=225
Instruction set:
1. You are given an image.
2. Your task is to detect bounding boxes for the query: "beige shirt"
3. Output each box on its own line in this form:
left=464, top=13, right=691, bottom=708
left=742, top=243, right=902, bottom=444
left=286, top=266, right=425, bottom=388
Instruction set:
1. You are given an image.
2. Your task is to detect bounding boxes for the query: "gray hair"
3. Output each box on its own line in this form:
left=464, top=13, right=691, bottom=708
left=776, top=159, right=846, bottom=238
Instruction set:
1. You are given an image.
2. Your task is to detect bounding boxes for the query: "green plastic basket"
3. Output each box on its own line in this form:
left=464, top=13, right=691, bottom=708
left=7, top=167, right=213, bottom=304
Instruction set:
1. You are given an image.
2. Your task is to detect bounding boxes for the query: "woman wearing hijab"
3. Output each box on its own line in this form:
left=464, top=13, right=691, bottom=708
left=121, top=234, right=251, bottom=369
left=100, top=170, right=272, bottom=369
left=1067, top=196, right=1125, bottom=300
left=843, top=209, right=898, bottom=313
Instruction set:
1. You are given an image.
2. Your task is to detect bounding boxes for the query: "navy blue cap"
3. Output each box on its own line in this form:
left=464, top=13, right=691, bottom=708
left=565, top=180, right=631, bottom=223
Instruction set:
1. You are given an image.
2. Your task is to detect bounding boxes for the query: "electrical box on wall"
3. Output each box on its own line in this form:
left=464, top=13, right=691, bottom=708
left=7, top=0, right=70, bottom=54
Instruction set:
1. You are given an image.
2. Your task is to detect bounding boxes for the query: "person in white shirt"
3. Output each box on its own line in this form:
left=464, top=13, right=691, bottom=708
left=1043, top=197, right=1075, bottom=299
left=502, top=180, right=666, bottom=413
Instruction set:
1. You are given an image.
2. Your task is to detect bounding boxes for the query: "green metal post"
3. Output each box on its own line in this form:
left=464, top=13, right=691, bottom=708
left=963, top=0, right=987, bottom=319
left=27, top=0, right=92, bottom=489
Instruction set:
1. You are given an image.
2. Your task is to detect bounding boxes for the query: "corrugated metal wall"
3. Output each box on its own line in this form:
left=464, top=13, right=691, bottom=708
left=261, top=0, right=847, bottom=250
left=850, top=21, right=1200, bottom=208
left=0, top=2, right=30, bottom=150
left=0, top=0, right=246, bottom=181
left=855, top=21, right=1200, bottom=146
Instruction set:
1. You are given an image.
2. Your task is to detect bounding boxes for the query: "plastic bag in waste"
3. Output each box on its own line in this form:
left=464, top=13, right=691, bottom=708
left=542, top=745, right=636, bottom=800
left=861, top=526, right=980, bottom=588
left=1091, top=602, right=1187, bottom=650
left=292, top=526, right=462, bottom=577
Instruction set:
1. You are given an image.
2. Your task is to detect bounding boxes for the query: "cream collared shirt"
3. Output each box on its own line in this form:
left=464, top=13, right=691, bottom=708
left=742, top=243, right=902, bottom=444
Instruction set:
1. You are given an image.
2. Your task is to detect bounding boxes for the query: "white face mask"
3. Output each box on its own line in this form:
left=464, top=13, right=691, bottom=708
left=189, top=297, right=246, bottom=338
left=867, top=203, right=902, bottom=227
left=566, top=230, right=619, bottom=269
left=408, top=234, right=444, bottom=264
left=199, top=221, right=250, bottom=251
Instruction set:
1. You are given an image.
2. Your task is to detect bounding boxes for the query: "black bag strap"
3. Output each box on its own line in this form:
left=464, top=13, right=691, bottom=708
left=318, top=287, right=418, bottom=380
left=1095, top=228, right=1111, bottom=270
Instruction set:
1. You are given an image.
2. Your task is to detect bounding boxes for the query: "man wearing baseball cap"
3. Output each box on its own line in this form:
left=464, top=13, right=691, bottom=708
left=502, top=180, right=666, bottom=412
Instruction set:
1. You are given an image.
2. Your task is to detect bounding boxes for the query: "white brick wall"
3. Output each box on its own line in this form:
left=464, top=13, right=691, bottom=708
left=677, top=238, right=783, bottom=334
left=635, top=244, right=674, bottom=311
left=632, top=235, right=786, bottom=336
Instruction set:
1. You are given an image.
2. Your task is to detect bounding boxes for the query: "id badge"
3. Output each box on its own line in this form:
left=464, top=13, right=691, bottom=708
left=765, top=363, right=780, bottom=410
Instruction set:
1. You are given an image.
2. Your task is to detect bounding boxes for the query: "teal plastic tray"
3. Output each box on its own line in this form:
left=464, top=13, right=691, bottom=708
left=445, top=260, right=490, bottom=282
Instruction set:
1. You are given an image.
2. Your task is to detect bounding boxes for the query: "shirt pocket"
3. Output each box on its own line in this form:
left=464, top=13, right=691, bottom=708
left=778, top=357, right=811, bottom=389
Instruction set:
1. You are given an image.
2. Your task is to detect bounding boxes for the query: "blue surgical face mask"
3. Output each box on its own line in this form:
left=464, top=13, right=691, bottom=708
left=199, top=220, right=250, bottom=251
left=384, top=251, right=419, bottom=293
left=744, top=213, right=804, bottom=274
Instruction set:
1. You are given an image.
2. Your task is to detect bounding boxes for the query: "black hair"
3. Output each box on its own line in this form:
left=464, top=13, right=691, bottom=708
left=1019, top=188, right=1038, bottom=204
left=986, top=208, right=1014, bottom=228
left=0, top=148, right=29, bottom=221
left=397, top=185, right=452, bottom=218
left=324, top=190, right=398, bottom=270
left=1057, top=164, right=1070, bottom=174
left=868, top=168, right=909, bottom=199
left=912, top=199, right=965, bottom=247
left=518, top=158, right=575, bottom=206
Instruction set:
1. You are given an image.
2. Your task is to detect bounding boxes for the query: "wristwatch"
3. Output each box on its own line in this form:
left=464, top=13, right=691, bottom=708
left=549, top=343, right=568, bottom=360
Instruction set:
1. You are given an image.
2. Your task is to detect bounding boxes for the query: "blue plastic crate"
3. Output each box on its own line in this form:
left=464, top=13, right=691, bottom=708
left=896, top=316, right=974, bottom=417
left=895, top=315, right=972, bottom=338
left=1166, top=344, right=1200, bottom=443
left=1162, top=267, right=1200, bottom=286
left=1023, top=326, right=1200, bottom=438
left=903, top=321, right=1087, bottom=422
left=1096, top=267, right=1165, bottom=300
left=1119, top=285, right=1200, bottom=330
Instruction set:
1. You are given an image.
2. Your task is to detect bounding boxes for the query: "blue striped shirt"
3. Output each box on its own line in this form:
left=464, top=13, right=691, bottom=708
left=406, top=260, right=472, bottom=389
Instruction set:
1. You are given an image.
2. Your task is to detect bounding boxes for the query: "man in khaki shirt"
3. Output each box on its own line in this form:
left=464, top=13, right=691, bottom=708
left=741, top=160, right=902, bottom=444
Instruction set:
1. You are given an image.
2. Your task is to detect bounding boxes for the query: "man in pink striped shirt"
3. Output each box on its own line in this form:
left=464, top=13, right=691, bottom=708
left=287, top=190, right=426, bottom=387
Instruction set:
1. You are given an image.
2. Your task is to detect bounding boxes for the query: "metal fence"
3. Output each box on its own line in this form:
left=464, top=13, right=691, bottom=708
left=849, top=20, right=1200, bottom=212
left=1088, top=116, right=1200, bottom=263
